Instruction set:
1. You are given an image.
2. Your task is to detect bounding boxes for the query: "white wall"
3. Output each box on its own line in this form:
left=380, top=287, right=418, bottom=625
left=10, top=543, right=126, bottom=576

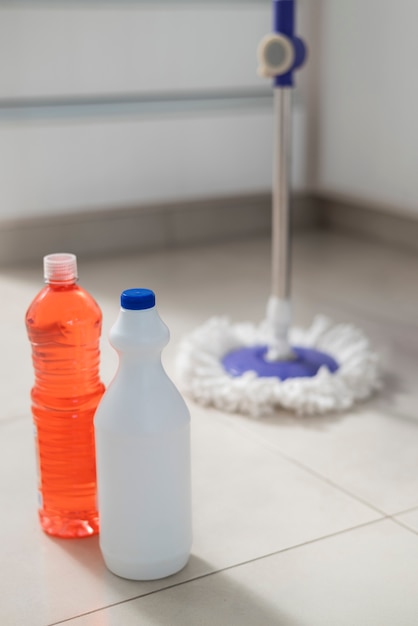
left=9, top=1, right=415, bottom=223
left=0, top=1, right=315, bottom=221
left=0, top=5, right=268, bottom=98
left=316, top=0, right=418, bottom=218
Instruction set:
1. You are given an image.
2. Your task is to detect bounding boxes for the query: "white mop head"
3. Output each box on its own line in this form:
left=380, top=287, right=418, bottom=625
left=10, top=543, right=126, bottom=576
left=176, top=316, right=380, bottom=417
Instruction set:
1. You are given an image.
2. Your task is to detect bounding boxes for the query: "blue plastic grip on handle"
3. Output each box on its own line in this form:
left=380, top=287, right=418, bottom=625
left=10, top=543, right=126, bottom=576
left=273, top=0, right=294, bottom=36
left=273, top=0, right=306, bottom=87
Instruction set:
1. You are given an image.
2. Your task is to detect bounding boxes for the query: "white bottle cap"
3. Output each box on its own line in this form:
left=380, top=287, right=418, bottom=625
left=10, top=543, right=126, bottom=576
left=43, top=253, right=78, bottom=283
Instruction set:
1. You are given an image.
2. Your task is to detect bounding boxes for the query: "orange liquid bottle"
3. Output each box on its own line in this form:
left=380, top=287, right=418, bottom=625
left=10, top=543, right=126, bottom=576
left=25, top=253, right=105, bottom=538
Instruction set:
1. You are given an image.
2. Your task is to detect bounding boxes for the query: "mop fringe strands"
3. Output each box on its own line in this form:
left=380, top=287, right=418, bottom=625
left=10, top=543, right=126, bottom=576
left=176, top=0, right=380, bottom=417
left=176, top=310, right=381, bottom=418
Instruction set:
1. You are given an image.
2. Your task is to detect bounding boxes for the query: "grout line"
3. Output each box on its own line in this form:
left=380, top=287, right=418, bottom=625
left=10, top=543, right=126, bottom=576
left=223, top=411, right=418, bottom=523
left=389, top=516, right=418, bottom=537
left=388, top=504, right=418, bottom=536
left=215, top=413, right=388, bottom=518
left=259, top=452, right=386, bottom=516
left=47, top=517, right=386, bottom=626
left=389, top=504, right=418, bottom=517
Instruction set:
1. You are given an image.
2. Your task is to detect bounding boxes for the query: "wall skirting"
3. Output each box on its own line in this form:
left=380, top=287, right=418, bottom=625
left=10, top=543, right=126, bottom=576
left=1, top=192, right=417, bottom=266
left=316, top=192, right=418, bottom=253
left=0, top=193, right=316, bottom=267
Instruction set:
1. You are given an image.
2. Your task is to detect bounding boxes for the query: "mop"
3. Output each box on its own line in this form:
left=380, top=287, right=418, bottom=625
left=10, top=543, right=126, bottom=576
left=176, top=0, right=380, bottom=417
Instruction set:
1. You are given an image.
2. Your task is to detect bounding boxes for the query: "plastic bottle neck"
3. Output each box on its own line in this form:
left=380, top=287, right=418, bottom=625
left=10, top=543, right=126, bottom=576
left=46, top=278, right=78, bottom=289
left=110, top=307, right=170, bottom=355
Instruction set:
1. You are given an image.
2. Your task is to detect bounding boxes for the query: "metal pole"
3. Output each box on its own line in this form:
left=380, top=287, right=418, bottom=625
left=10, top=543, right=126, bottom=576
left=271, top=87, right=292, bottom=301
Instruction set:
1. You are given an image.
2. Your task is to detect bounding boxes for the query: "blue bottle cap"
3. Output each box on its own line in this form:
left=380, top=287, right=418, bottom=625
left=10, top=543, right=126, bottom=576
left=121, top=288, right=156, bottom=310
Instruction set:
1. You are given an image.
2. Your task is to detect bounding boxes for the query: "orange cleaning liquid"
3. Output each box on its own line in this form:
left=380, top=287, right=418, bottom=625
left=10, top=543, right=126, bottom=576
left=26, top=269, right=105, bottom=538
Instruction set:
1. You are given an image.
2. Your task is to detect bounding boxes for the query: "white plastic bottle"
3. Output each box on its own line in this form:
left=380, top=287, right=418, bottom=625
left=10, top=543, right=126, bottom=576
left=94, top=288, right=192, bottom=580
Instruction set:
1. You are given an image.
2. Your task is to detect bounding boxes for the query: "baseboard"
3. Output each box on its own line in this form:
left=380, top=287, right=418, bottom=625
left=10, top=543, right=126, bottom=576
left=3, top=191, right=415, bottom=267
left=0, top=193, right=317, bottom=267
left=316, top=192, right=418, bottom=253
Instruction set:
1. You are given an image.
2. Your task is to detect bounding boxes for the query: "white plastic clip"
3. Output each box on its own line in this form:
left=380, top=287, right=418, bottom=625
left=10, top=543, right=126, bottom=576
left=257, top=33, right=295, bottom=78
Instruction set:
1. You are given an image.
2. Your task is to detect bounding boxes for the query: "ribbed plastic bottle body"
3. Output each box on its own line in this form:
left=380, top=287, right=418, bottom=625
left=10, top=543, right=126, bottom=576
left=94, top=304, right=192, bottom=580
left=26, top=282, right=105, bottom=538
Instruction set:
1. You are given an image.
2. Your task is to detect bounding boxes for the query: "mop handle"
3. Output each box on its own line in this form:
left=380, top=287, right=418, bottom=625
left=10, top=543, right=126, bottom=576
left=257, top=0, right=306, bottom=359
left=272, top=88, right=292, bottom=300
left=257, top=0, right=306, bottom=302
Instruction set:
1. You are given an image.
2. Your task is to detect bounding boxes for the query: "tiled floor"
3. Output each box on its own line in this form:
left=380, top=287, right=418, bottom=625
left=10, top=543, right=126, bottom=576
left=2, top=229, right=418, bottom=625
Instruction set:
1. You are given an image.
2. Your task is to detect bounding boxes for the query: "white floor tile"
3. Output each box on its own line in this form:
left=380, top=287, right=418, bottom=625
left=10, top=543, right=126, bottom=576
left=293, top=231, right=418, bottom=329
left=221, top=407, right=418, bottom=515
left=0, top=409, right=378, bottom=625
left=65, top=520, right=418, bottom=626
left=189, top=407, right=378, bottom=567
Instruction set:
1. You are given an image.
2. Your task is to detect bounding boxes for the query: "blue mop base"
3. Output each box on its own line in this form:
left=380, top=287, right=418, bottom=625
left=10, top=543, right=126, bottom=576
left=222, top=345, right=339, bottom=380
